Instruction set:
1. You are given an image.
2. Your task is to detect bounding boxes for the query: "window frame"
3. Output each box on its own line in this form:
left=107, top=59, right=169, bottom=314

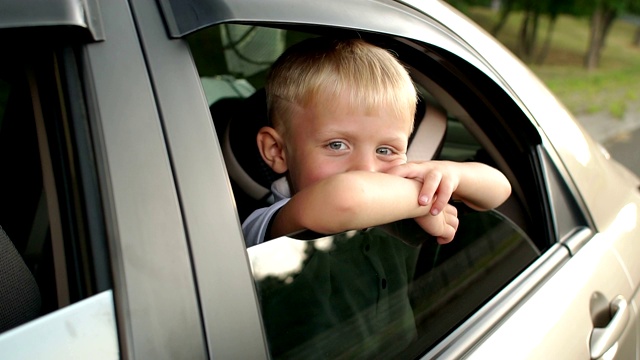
left=180, top=21, right=581, bottom=357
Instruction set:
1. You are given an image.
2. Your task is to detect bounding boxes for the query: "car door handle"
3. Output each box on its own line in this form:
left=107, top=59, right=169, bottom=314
left=590, top=295, right=629, bottom=359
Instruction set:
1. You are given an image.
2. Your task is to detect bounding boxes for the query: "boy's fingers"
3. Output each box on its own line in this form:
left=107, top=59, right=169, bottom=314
left=419, top=171, right=442, bottom=206
left=385, top=162, right=423, bottom=177
left=387, top=162, right=440, bottom=182
left=436, top=225, right=456, bottom=244
left=436, top=206, right=459, bottom=244
left=430, top=184, right=453, bottom=215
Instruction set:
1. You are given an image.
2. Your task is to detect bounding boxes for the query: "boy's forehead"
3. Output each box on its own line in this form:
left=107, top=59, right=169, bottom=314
left=294, top=97, right=414, bottom=136
left=310, top=88, right=415, bottom=113
left=308, top=93, right=413, bottom=124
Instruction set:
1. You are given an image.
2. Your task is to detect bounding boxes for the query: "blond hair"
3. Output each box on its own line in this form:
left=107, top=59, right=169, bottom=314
left=265, top=37, right=417, bottom=138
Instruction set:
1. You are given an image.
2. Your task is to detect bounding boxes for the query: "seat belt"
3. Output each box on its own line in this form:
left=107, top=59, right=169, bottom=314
left=27, top=67, right=70, bottom=308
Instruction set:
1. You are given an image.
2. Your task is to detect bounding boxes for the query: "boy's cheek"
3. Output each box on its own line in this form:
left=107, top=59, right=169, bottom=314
left=382, top=158, right=409, bottom=172
left=291, top=166, right=338, bottom=192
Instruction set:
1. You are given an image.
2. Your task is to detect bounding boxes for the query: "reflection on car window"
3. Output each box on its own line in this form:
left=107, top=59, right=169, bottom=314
left=247, top=209, right=539, bottom=357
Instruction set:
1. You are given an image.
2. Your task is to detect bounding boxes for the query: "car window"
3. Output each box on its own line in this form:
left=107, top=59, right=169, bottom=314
left=186, top=24, right=570, bottom=357
left=0, top=40, right=115, bottom=351
left=247, top=211, right=538, bottom=357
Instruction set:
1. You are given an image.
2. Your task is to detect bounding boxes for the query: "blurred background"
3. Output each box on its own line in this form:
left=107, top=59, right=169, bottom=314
left=444, top=0, right=640, bottom=175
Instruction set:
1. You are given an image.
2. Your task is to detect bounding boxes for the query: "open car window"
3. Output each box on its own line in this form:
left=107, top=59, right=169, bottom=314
left=185, top=24, right=582, bottom=357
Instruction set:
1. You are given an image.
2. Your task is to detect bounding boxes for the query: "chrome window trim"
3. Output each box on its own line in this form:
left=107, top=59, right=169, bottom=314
left=424, top=244, right=570, bottom=359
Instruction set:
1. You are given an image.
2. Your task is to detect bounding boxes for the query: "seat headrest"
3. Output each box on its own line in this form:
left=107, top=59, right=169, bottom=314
left=222, top=89, right=279, bottom=201
left=407, top=99, right=447, bottom=162
left=221, top=90, right=448, bottom=203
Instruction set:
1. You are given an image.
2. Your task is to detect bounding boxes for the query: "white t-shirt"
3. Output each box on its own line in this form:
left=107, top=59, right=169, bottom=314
left=242, top=177, right=291, bottom=247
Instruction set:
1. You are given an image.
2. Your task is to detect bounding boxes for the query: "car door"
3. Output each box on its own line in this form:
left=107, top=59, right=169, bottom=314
left=137, top=0, right=639, bottom=358
left=1, top=0, right=214, bottom=358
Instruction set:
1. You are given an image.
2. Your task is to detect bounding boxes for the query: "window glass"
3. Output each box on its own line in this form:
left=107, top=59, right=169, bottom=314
left=0, top=45, right=111, bottom=336
left=0, top=79, right=8, bottom=128
left=0, top=61, right=50, bottom=327
left=247, top=211, right=538, bottom=357
left=187, top=24, right=545, bottom=356
left=540, top=149, right=588, bottom=241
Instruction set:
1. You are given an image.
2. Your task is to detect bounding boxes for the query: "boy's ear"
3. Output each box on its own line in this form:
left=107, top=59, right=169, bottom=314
left=257, top=126, right=288, bottom=174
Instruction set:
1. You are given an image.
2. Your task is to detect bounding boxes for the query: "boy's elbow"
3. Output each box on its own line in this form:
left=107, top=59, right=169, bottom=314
left=304, top=174, right=367, bottom=234
left=497, top=180, right=512, bottom=207
left=487, top=176, right=512, bottom=210
left=466, top=175, right=512, bottom=211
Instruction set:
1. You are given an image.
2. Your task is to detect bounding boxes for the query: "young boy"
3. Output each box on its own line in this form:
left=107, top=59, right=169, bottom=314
left=242, top=37, right=511, bottom=247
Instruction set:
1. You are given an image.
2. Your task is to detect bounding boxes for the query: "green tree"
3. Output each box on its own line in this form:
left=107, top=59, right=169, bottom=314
left=444, top=0, right=492, bottom=13
left=492, top=0, right=516, bottom=35
left=536, top=0, right=578, bottom=64
left=491, top=0, right=577, bottom=64
left=517, top=0, right=542, bottom=62
left=580, top=0, right=631, bottom=70
left=629, top=0, right=640, bottom=46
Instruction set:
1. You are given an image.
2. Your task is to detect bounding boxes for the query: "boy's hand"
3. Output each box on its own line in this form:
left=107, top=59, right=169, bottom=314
left=414, top=203, right=459, bottom=244
left=385, top=161, right=459, bottom=216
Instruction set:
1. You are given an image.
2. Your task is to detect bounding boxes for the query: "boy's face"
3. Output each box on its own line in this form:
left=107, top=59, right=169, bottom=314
left=283, top=97, right=413, bottom=194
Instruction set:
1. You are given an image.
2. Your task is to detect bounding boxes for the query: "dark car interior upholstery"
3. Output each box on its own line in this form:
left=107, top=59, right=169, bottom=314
left=0, top=226, right=41, bottom=333
left=0, top=65, right=47, bottom=333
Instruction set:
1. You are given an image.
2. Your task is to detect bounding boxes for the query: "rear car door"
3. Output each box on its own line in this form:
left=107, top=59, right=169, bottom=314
left=0, top=0, right=211, bottom=358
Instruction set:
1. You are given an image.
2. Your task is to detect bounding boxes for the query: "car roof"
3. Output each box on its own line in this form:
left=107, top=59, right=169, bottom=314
left=159, top=0, right=448, bottom=38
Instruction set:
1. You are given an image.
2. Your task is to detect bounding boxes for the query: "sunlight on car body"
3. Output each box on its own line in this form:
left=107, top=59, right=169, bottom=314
left=609, top=203, right=638, bottom=236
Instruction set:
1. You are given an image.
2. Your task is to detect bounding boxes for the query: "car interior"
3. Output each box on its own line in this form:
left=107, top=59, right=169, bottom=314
left=0, top=47, right=109, bottom=336
left=0, top=64, right=46, bottom=333
left=192, top=24, right=544, bottom=356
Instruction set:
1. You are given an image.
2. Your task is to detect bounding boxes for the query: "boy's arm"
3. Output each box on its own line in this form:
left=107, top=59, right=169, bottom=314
left=385, top=161, right=511, bottom=215
left=268, top=171, right=449, bottom=240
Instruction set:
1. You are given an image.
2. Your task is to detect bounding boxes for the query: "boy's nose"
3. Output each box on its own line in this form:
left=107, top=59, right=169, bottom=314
left=350, top=154, right=378, bottom=172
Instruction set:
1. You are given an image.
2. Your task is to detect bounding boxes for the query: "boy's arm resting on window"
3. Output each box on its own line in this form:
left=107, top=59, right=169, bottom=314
left=268, top=171, right=437, bottom=239
left=449, top=162, right=511, bottom=210
left=385, top=161, right=511, bottom=213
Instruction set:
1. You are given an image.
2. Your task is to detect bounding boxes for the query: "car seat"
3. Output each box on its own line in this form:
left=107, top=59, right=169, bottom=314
left=212, top=89, right=448, bottom=222
left=0, top=226, right=41, bottom=333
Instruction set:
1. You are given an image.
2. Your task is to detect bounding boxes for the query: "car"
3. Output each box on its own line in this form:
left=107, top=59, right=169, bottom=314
left=1, top=0, right=639, bottom=358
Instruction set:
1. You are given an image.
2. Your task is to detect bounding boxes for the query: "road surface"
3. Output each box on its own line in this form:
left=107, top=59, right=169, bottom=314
left=604, top=127, right=640, bottom=177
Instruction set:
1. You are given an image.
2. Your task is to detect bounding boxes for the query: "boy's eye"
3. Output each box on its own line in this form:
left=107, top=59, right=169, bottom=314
left=328, top=141, right=347, bottom=150
left=376, top=147, right=393, bottom=155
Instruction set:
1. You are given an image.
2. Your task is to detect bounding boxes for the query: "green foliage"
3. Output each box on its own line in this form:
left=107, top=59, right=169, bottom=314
left=609, top=100, right=627, bottom=118
left=444, top=0, right=492, bottom=13
left=467, top=6, right=640, bottom=117
left=629, top=0, right=640, bottom=13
